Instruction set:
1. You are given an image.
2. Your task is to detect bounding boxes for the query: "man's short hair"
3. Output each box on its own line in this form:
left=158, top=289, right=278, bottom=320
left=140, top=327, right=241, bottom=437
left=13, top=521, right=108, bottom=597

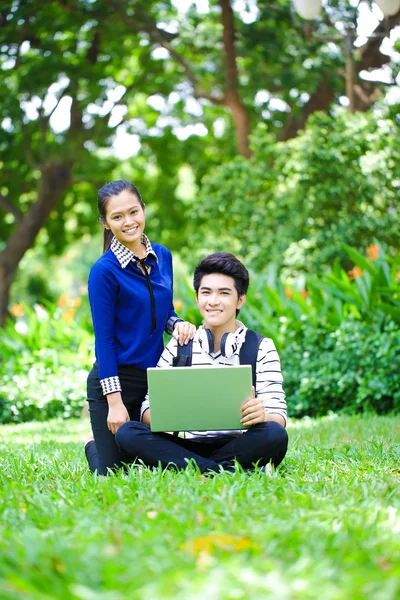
left=193, top=252, right=250, bottom=298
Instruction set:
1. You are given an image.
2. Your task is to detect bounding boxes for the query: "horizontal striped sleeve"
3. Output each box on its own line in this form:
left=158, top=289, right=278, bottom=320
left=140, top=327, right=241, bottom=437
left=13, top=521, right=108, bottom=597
left=256, top=337, right=287, bottom=425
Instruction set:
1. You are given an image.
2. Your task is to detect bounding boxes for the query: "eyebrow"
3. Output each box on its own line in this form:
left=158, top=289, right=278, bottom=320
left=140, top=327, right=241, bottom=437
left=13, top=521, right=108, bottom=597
left=199, top=286, right=233, bottom=292
left=109, top=205, right=140, bottom=217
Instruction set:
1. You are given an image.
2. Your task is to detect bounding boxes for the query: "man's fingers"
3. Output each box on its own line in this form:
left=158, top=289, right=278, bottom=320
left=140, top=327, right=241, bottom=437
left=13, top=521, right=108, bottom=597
left=241, top=416, right=262, bottom=427
left=242, top=398, right=258, bottom=410
left=241, top=403, right=263, bottom=416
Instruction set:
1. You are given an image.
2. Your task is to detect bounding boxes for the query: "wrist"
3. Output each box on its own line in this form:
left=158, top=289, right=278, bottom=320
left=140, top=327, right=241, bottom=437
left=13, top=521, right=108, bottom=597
left=173, top=319, right=184, bottom=330
left=107, top=392, right=123, bottom=406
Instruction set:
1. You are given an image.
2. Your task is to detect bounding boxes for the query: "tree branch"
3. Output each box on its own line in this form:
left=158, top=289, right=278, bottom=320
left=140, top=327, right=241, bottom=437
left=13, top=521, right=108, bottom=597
left=282, top=9, right=400, bottom=140
left=219, top=0, right=252, bottom=157
left=0, top=194, right=22, bottom=220
left=358, top=10, right=400, bottom=72
left=107, top=0, right=224, bottom=104
left=44, top=84, right=71, bottom=124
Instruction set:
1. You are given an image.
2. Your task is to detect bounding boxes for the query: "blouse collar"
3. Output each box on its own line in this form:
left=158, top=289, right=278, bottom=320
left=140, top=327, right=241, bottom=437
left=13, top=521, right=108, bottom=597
left=110, top=235, right=158, bottom=269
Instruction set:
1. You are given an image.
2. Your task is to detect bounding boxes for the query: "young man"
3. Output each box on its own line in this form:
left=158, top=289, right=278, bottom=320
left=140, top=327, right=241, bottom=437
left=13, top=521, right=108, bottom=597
left=116, top=252, right=288, bottom=473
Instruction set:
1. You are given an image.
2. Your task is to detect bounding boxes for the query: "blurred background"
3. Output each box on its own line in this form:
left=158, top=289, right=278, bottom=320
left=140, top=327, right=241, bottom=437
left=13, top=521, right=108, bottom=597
left=0, top=0, right=399, bottom=424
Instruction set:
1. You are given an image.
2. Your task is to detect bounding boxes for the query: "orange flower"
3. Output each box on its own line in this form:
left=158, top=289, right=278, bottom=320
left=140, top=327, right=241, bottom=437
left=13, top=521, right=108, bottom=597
left=62, top=308, right=75, bottom=323
left=284, top=288, right=293, bottom=299
left=10, top=304, right=24, bottom=317
left=348, top=266, right=364, bottom=281
left=300, top=289, right=308, bottom=299
left=174, top=300, right=183, bottom=311
left=71, top=297, right=82, bottom=308
left=58, top=294, right=69, bottom=308
left=366, top=244, right=379, bottom=261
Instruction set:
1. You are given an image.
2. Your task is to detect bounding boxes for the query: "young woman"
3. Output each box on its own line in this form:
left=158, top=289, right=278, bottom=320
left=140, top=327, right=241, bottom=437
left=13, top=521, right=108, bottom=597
left=85, top=180, right=195, bottom=474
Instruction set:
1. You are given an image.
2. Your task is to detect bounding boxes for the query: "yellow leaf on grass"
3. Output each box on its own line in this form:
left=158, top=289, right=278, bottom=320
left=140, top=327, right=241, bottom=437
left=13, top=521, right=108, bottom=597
left=180, top=534, right=258, bottom=556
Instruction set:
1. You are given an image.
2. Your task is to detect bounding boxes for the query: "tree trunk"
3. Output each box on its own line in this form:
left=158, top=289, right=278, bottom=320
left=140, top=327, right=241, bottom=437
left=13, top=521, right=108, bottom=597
left=220, top=0, right=252, bottom=158
left=0, top=160, right=72, bottom=326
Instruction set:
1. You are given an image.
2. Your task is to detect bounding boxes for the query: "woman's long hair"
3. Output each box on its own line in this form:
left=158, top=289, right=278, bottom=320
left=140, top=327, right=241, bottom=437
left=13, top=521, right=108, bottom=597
left=97, top=180, right=145, bottom=253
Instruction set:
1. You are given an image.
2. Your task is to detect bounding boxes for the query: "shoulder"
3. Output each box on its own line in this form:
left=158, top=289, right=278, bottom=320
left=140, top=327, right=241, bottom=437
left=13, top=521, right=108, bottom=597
left=152, top=243, right=172, bottom=261
left=258, top=336, right=280, bottom=359
left=158, top=337, right=178, bottom=366
left=89, top=251, right=119, bottom=281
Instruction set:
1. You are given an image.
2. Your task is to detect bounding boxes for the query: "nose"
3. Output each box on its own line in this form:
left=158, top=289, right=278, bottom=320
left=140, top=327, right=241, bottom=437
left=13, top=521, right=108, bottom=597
left=208, top=293, right=219, bottom=306
left=124, top=214, right=136, bottom=226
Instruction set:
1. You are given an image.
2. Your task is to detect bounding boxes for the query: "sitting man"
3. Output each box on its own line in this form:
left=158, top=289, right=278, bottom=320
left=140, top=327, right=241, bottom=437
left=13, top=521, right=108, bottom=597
left=116, top=252, right=288, bottom=473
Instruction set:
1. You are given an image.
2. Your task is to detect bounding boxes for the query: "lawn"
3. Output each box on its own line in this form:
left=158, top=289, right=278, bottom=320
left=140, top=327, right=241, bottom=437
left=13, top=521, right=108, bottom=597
left=0, top=415, right=399, bottom=600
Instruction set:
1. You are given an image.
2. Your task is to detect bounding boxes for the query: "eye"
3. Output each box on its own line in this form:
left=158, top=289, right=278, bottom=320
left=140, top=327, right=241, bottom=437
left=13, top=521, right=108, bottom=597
left=113, top=215, right=121, bottom=220
left=131, top=209, right=138, bottom=215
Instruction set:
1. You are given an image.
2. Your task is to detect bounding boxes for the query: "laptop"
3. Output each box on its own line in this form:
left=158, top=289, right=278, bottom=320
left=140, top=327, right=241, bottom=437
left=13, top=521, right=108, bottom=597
left=147, top=365, right=252, bottom=432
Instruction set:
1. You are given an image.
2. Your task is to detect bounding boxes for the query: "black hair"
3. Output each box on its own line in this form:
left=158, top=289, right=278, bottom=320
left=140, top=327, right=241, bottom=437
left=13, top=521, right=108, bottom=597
left=193, top=252, right=250, bottom=315
left=97, top=180, right=145, bottom=253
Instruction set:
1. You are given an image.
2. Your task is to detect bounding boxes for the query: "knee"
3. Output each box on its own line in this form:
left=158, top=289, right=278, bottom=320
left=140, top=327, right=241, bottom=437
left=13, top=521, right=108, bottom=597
left=265, top=421, right=288, bottom=450
left=254, top=421, right=288, bottom=452
left=115, top=420, right=148, bottom=452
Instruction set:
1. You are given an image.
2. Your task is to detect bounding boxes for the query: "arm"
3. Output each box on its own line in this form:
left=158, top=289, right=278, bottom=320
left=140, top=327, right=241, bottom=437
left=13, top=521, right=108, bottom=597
left=88, top=262, right=129, bottom=434
left=255, top=338, right=287, bottom=426
left=241, top=338, right=287, bottom=428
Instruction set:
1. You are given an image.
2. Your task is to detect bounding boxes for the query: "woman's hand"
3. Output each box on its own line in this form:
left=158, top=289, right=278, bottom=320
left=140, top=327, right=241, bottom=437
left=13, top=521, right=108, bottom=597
left=173, top=320, right=196, bottom=345
left=240, top=387, right=265, bottom=427
left=107, top=393, right=130, bottom=435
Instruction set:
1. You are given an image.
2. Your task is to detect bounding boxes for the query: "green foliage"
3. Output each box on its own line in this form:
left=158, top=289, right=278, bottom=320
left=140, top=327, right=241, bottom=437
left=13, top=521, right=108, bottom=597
left=1, top=243, right=399, bottom=424
left=176, top=243, right=400, bottom=349
left=191, top=110, right=400, bottom=272
left=0, top=416, right=399, bottom=598
left=0, top=303, right=93, bottom=423
left=282, top=319, right=400, bottom=418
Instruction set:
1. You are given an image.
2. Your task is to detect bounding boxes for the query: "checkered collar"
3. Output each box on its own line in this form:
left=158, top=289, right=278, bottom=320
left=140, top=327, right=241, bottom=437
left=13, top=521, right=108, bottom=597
left=110, top=235, right=158, bottom=269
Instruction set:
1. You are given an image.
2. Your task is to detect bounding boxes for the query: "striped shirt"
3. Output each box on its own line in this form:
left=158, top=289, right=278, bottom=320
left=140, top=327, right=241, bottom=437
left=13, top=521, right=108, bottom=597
left=140, top=322, right=287, bottom=440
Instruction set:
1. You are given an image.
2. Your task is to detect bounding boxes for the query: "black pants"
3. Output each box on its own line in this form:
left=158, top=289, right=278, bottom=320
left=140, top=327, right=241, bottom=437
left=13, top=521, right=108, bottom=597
left=85, top=363, right=147, bottom=475
left=115, top=420, right=288, bottom=473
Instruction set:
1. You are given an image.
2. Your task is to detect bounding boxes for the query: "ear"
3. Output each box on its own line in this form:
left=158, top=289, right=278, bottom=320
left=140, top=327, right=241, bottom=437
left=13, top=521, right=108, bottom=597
left=237, top=294, right=246, bottom=310
left=98, top=216, right=110, bottom=230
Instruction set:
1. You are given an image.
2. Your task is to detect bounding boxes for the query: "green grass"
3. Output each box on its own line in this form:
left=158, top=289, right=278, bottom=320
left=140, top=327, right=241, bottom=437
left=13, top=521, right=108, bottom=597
left=0, top=416, right=399, bottom=599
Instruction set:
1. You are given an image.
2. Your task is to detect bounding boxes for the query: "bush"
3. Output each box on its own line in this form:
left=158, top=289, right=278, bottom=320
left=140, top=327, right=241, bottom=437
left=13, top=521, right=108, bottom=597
left=282, top=319, right=400, bottom=418
left=0, top=353, right=88, bottom=423
left=0, top=302, right=94, bottom=423
left=189, top=110, right=400, bottom=273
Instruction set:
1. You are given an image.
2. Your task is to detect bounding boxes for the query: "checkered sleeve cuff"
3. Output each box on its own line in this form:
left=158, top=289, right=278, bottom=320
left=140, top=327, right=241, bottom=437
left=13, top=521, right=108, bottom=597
left=100, top=376, right=122, bottom=396
left=166, top=316, right=183, bottom=335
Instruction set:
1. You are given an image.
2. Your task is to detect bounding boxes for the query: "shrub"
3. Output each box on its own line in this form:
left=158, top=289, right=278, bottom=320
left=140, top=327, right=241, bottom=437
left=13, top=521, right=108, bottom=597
left=0, top=302, right=94, bottom=423
left=282, top=319, right=400, bottom=418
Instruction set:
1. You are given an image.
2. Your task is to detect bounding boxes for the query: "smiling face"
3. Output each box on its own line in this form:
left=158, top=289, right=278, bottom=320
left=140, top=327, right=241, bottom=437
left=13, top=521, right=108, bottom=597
left=196, top=273, right=246, bottom=333
left=103, top=190, right=146, bottom=253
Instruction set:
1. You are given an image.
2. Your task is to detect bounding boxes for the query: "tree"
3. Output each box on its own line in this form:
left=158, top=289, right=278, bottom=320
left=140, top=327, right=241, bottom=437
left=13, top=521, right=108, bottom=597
left=190, top=109, right=400, bottom=273
left=1, top=0, right=399, bottom=325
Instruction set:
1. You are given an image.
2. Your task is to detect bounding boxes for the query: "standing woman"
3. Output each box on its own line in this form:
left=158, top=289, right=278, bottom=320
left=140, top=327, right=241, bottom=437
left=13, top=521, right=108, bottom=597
left=85, top=180, right=195, bottom=474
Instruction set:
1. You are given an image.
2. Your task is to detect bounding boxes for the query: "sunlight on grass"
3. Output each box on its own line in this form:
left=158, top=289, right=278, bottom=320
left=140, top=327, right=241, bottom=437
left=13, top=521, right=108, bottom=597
left=0, top=415, right=399, bottom=599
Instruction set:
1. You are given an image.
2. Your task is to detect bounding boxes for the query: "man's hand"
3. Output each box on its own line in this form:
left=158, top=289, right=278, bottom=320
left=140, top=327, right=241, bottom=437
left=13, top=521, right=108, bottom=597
left=173, top=320, right=196, bottom=345
left=241, top=387, right=265, bottom=427
left=107, top=393, right=130, bottom=435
